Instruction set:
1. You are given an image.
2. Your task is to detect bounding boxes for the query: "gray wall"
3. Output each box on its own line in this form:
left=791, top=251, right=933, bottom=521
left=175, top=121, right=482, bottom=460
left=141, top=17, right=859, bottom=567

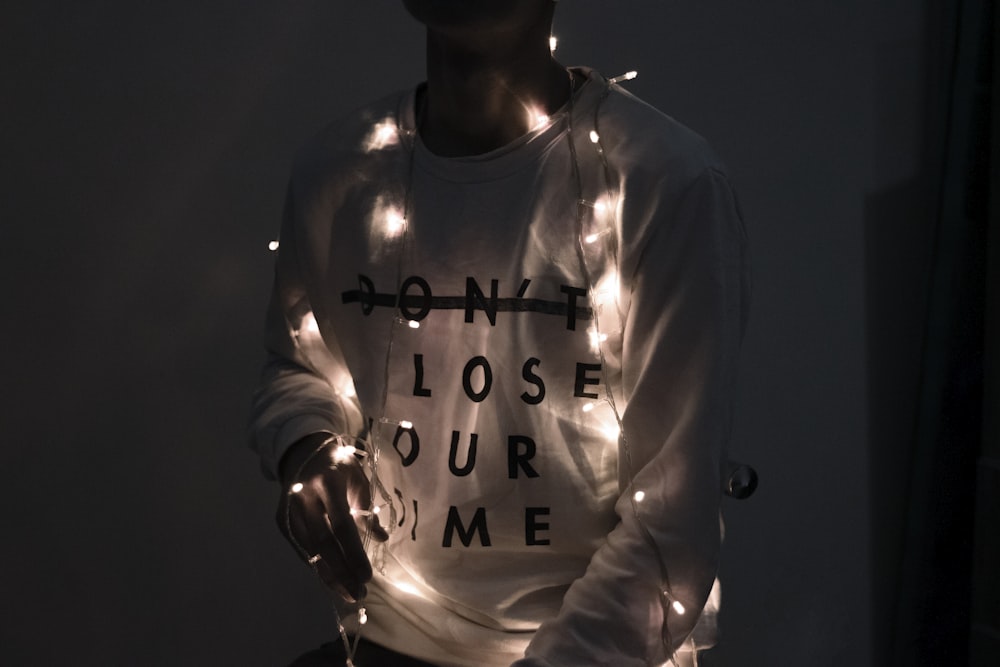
left=1, top=2, right=929, bottom=664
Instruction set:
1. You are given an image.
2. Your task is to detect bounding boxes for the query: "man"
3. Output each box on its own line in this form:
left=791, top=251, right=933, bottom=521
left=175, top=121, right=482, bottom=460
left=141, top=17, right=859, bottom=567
left=250, top=1, right=749, bottom=665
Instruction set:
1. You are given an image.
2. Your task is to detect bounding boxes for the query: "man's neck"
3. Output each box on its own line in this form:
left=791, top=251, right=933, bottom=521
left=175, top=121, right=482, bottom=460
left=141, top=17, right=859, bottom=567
left=418, top=27, right=570, bottom=157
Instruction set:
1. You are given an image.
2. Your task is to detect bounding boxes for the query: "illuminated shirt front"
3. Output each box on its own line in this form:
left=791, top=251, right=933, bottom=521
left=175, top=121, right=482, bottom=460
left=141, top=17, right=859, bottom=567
left=251, top=67, right=748, bottom=667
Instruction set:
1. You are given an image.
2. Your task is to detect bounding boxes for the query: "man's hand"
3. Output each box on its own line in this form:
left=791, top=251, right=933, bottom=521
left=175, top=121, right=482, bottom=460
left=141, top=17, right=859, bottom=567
left=276, top=433, right=389, bottom=602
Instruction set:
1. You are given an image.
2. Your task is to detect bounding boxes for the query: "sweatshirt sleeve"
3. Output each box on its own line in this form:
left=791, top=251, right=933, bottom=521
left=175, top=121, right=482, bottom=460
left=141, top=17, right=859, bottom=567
left=516, top=167, right=750, bottom=666
left=248, top=185, right=365, bottom=480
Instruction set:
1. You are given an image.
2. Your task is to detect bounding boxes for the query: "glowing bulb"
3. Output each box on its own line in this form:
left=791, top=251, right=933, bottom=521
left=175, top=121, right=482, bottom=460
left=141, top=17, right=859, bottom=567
left=609, top=70, right=638, bottom=84
left=364, top=120, right=399, bottom=151
left=594, top=270, right=621, bottom=306
left=399, top=420, right=413, bottom=430
left=268, top=240, right=280, bottom=251
left=589, top=130, right=600, bottom=143
left=374, top=124, right=395, bottom=144
left=672, top=600, right=686, bottom=615
left=588, top=328, right=609, bottom=352
left=582, top=402, right=595, bottom=413
left=358, top=607, right=368, bottom=625
left=408, top=320, right=420, bottom=329
left=590, top=331, right=608, bottom=345
left=290, top=482, right=304, bottom=494
left=584, top=233, right=599, bottom=244
left=549, top=35, right=558, bottom=53
left=525, top=103, right=552, bottom=130
left=342, top=382, right=357, bottom=398
left=333, top=444, right=357, bottom=464
left=349, top=508, right=358, bottom=517
left=372, top=505, right=381, bottom=515
left=634, top=490, right=645, bottom=502
left=591, top=196, right=613, bottom=221
left=602, top=423, right=620, bottom=441
left=580, top=197, right=612, bottom=219
left=385, top=208, right=406, bottom=235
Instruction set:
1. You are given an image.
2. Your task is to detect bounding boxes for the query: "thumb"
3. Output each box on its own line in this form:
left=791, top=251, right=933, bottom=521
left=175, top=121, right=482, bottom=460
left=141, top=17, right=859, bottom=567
left=368, top=514, right=389, bottom=542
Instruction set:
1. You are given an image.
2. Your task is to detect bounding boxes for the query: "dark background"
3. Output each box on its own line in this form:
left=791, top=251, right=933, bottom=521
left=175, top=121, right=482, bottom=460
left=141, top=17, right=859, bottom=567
left=2, top=2, right=996, bottom=665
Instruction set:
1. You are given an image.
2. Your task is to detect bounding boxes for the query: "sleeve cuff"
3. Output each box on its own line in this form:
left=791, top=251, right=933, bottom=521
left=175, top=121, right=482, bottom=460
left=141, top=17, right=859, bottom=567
left=264, top=414, right=336, bottom=480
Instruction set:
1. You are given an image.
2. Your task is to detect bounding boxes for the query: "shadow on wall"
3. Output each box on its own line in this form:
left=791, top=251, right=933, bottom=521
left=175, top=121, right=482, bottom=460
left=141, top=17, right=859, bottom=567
left=866, top=0, right=994, bottom=664
left=865, top=177, right=935, bottom=667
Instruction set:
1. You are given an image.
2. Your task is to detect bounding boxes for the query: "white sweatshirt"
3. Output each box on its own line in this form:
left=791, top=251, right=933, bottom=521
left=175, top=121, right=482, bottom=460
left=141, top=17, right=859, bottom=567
left=250, top=67, right=749, bottom=666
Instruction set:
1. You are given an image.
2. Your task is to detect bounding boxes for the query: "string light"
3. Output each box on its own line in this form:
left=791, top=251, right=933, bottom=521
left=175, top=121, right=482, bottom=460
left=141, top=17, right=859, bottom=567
left=332, top=444, right=357, bottom=464
left=341, top=382, right=357, bottom=398
left=268, top=240, right=280, bottom=251
left=588, top=328, right=609, bottom=353
left=593, top=271, right=621, bottom=307
left=608, top=70, right=638, bottom=84
left=364, top=120, right=400, bottom=151
left=568, top=84, right=686, bottom=656
left=395, top=316, right=421, bottom=329
left=384, top=208, right=406, bottom=236
left=378, top=417, right=414, bottom=429
left=660, top=589, right=686, bottom=615
left=579, top=198, right=612, bottom=219
left=276, top=66, right=691, bottom=667
left=549, top=35, right=558, bottom=53
left=528, top=109, right=549, bottom=130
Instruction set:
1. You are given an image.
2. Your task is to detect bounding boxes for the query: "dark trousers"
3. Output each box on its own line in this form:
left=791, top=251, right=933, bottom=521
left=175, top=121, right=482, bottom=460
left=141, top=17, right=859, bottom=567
left=290, top=638, right=701, bottom=666
left=289, top=638, right=439, bottom=667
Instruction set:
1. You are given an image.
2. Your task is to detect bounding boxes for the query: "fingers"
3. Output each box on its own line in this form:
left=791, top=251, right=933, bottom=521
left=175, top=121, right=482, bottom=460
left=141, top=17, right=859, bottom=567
left=300, top=491, right=368, bottom=601
left=319, top=468, right=374, bottom=583
left=367, top=514, right=390, bottom=542
left=279, top=469, right=377, bottom=603
left=339, top=461, right=389, bottom=543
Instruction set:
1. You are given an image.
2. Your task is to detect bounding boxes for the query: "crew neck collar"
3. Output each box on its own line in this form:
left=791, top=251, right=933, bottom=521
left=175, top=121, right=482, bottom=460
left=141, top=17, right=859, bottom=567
left=397, top=67, right=605, bottom=184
